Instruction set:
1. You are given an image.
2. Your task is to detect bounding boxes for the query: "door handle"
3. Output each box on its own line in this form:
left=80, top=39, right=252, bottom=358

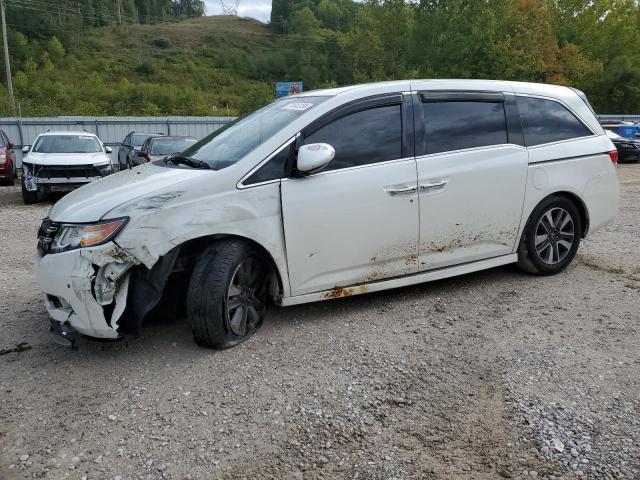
left=385, top=185, right=417, bottom=196
left=419, top=179, right=449, bottom=191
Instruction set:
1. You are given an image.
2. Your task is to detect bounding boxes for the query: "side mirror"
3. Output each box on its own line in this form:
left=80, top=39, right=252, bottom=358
left=22, top=145, right=30, bottom=153
left=105, top=146, right=112, bottom=154
left=297, top=143, right=335, bottom=174
left=7, top=142, right=13, bottom=149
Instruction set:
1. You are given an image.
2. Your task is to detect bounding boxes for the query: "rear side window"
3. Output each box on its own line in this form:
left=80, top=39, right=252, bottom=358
left=517, top=96, right=592, bottom=146
left=421, top=101, right=508, bottom=154
left=303, top=105, right=402, bottom=171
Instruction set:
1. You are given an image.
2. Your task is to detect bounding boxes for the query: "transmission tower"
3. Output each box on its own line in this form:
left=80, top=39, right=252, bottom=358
left=220, top=0, right=239, bottom=15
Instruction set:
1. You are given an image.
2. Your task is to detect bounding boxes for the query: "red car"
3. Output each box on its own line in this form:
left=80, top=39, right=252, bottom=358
left=137, top=135, right=198, bottom=164
left=0, top=130, right=17, bottom=186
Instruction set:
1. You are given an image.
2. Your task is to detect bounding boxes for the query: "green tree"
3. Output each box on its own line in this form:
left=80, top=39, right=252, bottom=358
left=589, top=55, right=640, bottom=113
left=41, top=52, right=55, bottom=72
left=291, top=6, right=320, bottom=33
left=237, top=83, right=273, bottom=114
left=409, top=0, right=506, bottom=79
left=47, top=37, right=65, bottom=62
left=171, top=0, right=206, bottom=17
left=23, top=57, right=38, bottom=73
left=347, top=0, right=412, bottom=81
left=14, top=71, right=29, bottom=90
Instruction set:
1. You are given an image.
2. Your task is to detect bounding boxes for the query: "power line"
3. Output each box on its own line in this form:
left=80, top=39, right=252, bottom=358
left=6, top=0, right=134, bottom=23
left=5, top=0, right=175, bottom=25
left=1, top=0, right=15, bottom=110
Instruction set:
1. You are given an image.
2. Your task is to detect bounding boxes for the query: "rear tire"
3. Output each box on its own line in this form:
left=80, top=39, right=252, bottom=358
left=21, top=177, right=38, bottom=204
left=517, top=195, right=582, bottom=275
left=118, top=153, right=128, bottom=171
left=187, top=240, right=268, bottom=349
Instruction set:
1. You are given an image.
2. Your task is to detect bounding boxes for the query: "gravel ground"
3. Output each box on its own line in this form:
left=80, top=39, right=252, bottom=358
left=0, top=166, right=638, bottom=480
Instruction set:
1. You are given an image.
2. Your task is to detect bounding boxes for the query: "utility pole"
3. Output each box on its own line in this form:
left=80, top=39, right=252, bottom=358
left=117, top=0, right=122, bottom=24
left=0, top=0, right=14, bottom=112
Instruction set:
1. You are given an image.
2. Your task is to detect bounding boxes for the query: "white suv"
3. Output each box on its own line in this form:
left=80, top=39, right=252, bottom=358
left=21, top=131, right=113, bottom=204
left=34, top=80, right=619, bottom=348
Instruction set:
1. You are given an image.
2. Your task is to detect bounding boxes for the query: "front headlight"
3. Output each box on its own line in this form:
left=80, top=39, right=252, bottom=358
left=49, top=218, right=128, bottom=254
left=96, top=162, right=113, bottom=176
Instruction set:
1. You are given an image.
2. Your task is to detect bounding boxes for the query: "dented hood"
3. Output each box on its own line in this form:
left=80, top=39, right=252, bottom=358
left=48, top=162, right=208, bottom=223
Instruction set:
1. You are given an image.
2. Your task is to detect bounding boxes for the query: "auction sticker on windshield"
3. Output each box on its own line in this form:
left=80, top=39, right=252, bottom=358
left=282, top=102, right=314, bottom=111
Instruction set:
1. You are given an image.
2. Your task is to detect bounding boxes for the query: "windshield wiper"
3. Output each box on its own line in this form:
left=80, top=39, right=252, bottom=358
left=166, top=155, right=211, bottom=169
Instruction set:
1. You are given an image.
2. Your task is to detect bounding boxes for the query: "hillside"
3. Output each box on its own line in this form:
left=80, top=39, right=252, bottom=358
left=4, top=0, right=640, bottom=116
left=2, top=16, right=289, bottom=117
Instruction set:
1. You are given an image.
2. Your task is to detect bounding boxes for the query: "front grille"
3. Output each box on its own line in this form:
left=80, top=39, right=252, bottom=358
left=37, top=218, right=60, bottom=254
left=33, top=164, right=102, bottom=179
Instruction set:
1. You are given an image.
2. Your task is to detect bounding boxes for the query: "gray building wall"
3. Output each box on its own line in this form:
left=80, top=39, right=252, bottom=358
left=0, top=116, right=235, bottom=167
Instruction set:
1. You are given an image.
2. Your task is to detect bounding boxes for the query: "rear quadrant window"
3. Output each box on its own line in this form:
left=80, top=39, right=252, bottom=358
left=517, top=96, right=592, bottom=146
left=244, top=144, right=291, bottom=185
left=421, top=101, right=508, bottom=154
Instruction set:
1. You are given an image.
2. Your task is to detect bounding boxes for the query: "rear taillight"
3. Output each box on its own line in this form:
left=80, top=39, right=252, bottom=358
left=608, top=150, right=618, bottom=164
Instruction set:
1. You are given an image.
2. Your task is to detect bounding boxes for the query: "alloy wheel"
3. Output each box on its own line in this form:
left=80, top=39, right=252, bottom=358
left=534, top=207, right=575, bottom=265
left=225, top=257, right=266, bottom=336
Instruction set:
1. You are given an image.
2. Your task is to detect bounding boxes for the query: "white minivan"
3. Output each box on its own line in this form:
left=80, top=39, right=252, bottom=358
left=34, top=80, right=619, bottom=348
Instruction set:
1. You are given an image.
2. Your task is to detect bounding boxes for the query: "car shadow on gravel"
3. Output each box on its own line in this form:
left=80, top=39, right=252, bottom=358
left=29, top=264, right=524, bottom=361
left=265, top=264, right=525, bottom=324
left=25, top=265, right=536, bottom=363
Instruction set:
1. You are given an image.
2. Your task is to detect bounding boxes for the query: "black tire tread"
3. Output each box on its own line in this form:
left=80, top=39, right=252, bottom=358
left=187, top=240, right=259, bottom=349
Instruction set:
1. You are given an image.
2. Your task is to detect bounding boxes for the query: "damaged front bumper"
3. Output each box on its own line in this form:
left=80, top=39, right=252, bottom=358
left=34, top=242, right=137, bottom=339
left=23, top=163, right=112, bottom=193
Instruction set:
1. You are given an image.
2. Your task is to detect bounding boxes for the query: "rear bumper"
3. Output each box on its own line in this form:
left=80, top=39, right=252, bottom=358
left=582, top=166, right=620, bottom=235
left=619, top=150, right=640, bottom=163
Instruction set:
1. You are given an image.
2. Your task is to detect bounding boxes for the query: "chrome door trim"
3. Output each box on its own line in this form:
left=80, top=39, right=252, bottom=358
left=385, top=184, right=418, bottom=196
left=419, top=179, right=449, bottom=191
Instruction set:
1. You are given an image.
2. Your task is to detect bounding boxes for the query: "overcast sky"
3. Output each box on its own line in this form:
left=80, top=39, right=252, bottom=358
left=204, top=0, right=272, bottom=23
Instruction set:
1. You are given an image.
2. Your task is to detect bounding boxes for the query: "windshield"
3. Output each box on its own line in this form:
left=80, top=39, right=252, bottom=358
left=606, top=130, right=623, bottom=140
left=151, top=138, right=197, bottom=156
left=179, top=96, right=329, bottom=169
left=133, top=134, right=154, bottom=147
left=33, top=135, right=102, bottom=154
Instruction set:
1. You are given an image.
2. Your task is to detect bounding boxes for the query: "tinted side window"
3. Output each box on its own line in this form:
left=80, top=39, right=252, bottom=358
left=304, top=105, right=402, bottom=171
left=422, top=101, right=508, bottom=154
left=517, top=96, right=592, bottom=146
left=244, top=144, right=290, bottom=185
